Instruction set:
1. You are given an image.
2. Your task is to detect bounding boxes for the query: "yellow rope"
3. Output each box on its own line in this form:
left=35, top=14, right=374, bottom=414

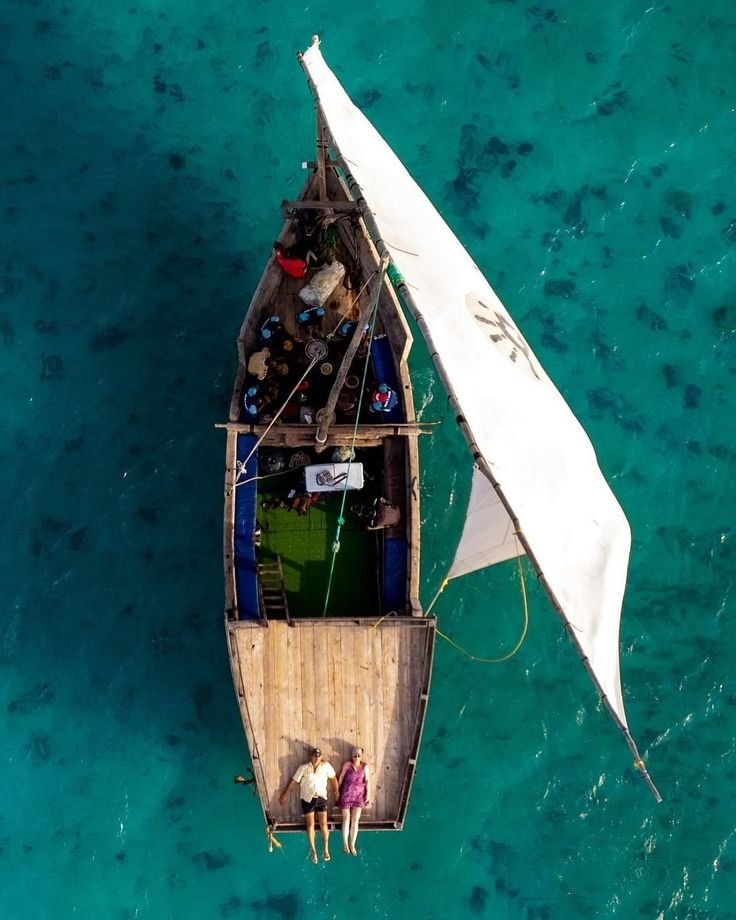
left=430, top=535, right=529, bottom=664
left=266, top=825, right=283, bottom=853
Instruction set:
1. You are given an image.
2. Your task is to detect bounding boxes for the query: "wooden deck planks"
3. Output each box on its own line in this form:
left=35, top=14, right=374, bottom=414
left=352, top=624, right=371, bottom=755
left=231, top=618, right=433, bottom=828
left=300, top=622, right=317, bottom=767
left=370, top=619, right=387, bottom=820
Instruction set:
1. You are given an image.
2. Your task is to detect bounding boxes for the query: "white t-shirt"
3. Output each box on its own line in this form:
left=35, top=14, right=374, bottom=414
left=293, top=760, right=336, bottom=801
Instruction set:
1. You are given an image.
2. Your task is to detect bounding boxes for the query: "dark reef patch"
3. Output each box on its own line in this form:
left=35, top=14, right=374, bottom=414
left=665, top=188, right=693, bottom=219
left=0, top=274, right=23, bottom=297
left=249, top=892, right=299, bottom=920
left=541, top=231, right=563, bottom=252
left=192, top=849, right=231, bottom=871
left=220, top=896, right=244, bottom=918
left=0, top=316, right=15, bottom=344
left=543, top=279, right=576, bottom=299
left=541, top=315, right=569, bottom=353
left=191, top=683, right=214, bottom=722
left=445, top=124, right=535, bottom=209
left=254, top=41, right=273, bottom=69
left=683, top=383, right=702, bottom=409
left=469, top=885, right=488, bottom=913
left=448, top=166, right=480, bottom=213
left=8, top=682, right=55, bottom=715
left=41, top=353, right=64, bottom=379
left=355, top=88, right=382, bottom=109
left=136, top=506, right=159, bottom=524
left=593, top=82, right=628, bottom=116
left=587, top=387, right=645, bottom=432
left=659, top=216, right=681, bottom=239
left=90, top=324, right=132, bottom=351
left=68, top=526, right=88, bottom=551
left=670, top=42, right=692, bottom=63
left=527, top=6, right=558, bottom=24
left=562, top=194, right=585, bottom=235
left=712, top=304, right=736, bottom=333
left=25, top=732, right=51, bottom=765
left=665, top=264, right=695, bottom=295
left=635, top=303, right=668, bottom=331
left=662, top=363, right=679, bottom=388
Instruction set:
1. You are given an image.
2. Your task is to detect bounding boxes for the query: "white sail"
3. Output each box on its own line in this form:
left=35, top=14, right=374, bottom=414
left=301, top=41, right=632, bottom=729
left=448, top=467, right=522, bottom=578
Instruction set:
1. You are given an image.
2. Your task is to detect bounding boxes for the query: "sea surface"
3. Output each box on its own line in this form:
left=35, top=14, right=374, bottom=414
left=2, top=1, right=736, bottom=917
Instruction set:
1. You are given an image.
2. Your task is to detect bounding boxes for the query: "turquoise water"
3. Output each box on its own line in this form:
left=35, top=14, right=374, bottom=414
left=2, top=0, right=735, bottom=916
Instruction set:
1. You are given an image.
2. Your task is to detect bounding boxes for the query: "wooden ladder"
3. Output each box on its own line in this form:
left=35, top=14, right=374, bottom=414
left=258, top=557, right=291, bottom=623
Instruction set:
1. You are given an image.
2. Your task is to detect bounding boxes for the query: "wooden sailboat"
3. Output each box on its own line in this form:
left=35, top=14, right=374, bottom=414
left=223, top=36, right=659, bottom=834
left=222, top=60, right=434, bottom=833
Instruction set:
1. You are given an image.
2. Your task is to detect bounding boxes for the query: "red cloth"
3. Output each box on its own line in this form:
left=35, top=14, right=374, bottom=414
left=275, top=249, right=308, bottom=279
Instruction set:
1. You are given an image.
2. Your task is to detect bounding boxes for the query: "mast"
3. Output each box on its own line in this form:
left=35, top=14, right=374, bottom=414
left=306, top=37, right=328, bottom=202
left=314, top=256, right=387, bottom=451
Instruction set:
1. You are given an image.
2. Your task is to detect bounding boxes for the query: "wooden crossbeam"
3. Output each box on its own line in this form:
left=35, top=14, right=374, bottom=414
left=216, top=422, right=433, bottom=446
left=281, top=199, right=359, bottom=213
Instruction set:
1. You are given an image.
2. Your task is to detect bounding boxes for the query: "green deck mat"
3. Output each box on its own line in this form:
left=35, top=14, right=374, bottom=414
left=258, top=491, right=379, bottom=618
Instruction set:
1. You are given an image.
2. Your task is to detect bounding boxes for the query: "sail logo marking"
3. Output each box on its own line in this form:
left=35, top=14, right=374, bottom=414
left=466, top=293, right=541, bottom=381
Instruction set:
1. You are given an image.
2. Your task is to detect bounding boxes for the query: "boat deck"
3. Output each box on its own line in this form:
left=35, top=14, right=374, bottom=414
left=228, top=617, right=434, bottom=830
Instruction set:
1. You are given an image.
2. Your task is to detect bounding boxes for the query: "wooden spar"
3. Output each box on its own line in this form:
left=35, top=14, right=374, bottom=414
left=281, top=199, right=359, bottom=213
left=216, top=422, right=434, bottom=448
left=316, top=108, right=327, bottom=200
left=305, top=99, right=663, bottom=804
left=314, top=258, right=388, bottom=451
left=216, top=422, right=434, bottom=434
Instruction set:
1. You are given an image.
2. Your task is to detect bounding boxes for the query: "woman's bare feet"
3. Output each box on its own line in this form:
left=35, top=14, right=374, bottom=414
left=349, top=845, right=358, bottom=856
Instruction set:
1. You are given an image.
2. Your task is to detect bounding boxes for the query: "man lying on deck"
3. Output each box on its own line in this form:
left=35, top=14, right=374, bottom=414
left=279, top=748, right=339, bottom=864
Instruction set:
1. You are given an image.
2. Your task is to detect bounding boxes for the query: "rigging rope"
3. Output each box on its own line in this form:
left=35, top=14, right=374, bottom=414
left=320, top=255, right=389, bottom=617
left=428, top=534, right=530, bottom=663
left=266, top=824, right=283, bottom=853
left=324, top=270, right=376, bottom=340
left=234, top=351, right=325, bottom=487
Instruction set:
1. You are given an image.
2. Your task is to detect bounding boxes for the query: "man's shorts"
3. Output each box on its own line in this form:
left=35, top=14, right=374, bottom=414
left=301, top=796, right=327, bottom=815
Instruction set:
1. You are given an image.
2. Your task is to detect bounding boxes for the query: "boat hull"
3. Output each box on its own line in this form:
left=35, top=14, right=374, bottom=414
left=222, top=163, right=434, bottom=830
